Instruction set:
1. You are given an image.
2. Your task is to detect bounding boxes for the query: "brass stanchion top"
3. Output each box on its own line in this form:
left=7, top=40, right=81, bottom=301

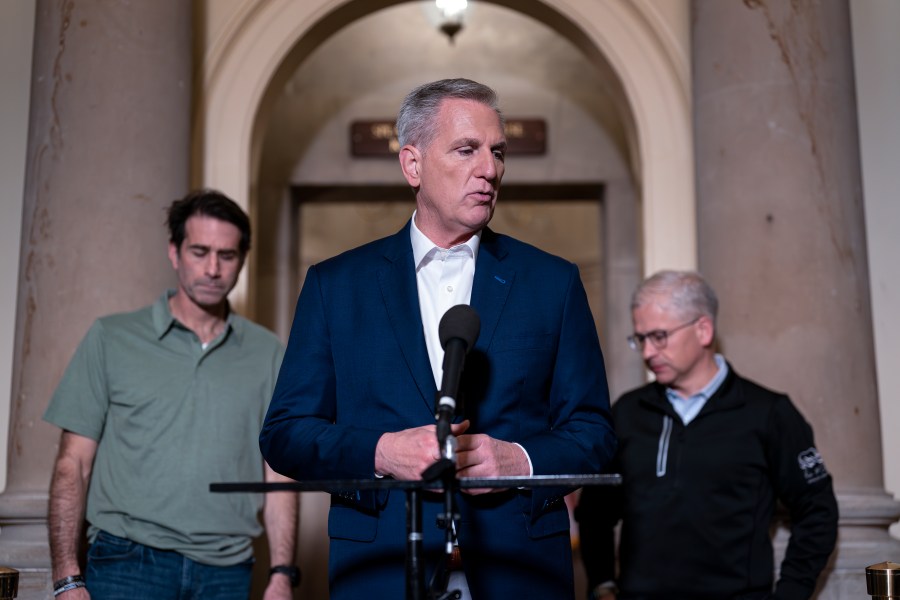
left=0, top=566, right=19, bottom=599
left=867, top=562, right=900, bottom=599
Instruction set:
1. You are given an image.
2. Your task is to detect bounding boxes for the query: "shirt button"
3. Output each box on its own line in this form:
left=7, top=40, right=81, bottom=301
left=446, top=285, right=454, bottom=293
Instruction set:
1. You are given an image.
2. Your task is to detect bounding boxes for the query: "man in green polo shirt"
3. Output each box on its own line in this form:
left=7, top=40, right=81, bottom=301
left=44, top=190, right=299, bottom=599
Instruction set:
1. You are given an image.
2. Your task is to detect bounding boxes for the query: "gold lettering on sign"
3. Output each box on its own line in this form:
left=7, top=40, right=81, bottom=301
left=504, top=122, right=525, bottom=138
left=370, top=123, right=397, bottom=140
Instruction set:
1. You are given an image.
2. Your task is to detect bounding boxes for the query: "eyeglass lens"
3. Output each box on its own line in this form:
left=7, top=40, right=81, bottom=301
left=627, top=318, right=699, bottom=351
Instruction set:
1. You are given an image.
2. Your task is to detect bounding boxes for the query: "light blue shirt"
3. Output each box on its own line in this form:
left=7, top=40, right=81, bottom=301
left=665, top=354, right=728, bottom=425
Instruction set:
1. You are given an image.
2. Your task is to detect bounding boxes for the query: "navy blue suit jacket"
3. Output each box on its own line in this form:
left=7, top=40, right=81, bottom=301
left=261, top=223, right=615, bottom=598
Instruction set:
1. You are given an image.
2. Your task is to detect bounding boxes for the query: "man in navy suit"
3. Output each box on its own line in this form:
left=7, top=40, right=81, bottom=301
left=260, top=78, right=616, bottom=599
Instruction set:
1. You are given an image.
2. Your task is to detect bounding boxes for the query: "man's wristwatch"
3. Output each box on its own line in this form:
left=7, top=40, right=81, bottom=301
left=269, top=564, right=301, bottom=587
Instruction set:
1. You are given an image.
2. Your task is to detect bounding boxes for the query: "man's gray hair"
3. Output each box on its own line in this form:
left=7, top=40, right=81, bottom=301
left=631, top=270, right=719, bottom=326
left=396, top=78, right=503, bottom=151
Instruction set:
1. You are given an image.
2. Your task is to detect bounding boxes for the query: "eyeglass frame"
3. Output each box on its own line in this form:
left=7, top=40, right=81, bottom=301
left=627, top=317, right=701, bottom=351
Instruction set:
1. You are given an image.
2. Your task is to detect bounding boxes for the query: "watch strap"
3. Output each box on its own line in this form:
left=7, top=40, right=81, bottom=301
left=269, top=564, right=301, bottom=587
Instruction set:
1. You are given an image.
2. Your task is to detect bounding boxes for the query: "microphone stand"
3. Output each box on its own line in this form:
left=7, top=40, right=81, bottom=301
left=420, top=304, right=478, bottom=600
left=421, top=394, right=462, bottom=600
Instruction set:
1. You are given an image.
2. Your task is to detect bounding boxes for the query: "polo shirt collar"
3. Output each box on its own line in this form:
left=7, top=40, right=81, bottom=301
left=151, top=289, right=241, bottom=343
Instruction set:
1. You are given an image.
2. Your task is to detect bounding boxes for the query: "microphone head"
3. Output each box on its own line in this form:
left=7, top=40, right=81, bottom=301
left=438, top=304, right=481, bottom=351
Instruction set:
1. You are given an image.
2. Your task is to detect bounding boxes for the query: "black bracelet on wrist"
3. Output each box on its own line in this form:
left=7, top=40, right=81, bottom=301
left=269, top=564, right=301, bottom=587
left=53, top=575, right=85, bottom=591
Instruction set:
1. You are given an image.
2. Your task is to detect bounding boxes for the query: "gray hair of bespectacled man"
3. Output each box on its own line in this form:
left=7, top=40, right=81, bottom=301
left=631, top=270, right=719, bottom=327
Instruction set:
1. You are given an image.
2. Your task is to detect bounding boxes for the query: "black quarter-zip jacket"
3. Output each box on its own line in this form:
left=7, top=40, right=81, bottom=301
left=576, top=365, right=838, bottom=600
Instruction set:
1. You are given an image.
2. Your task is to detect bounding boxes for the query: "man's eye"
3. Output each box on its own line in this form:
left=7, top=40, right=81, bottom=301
left=493, top=150, right=505, bottom=161
left=649, top=331, right=667, bottom=343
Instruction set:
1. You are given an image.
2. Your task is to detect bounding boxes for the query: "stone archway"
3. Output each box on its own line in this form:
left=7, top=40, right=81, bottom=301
left=198, top=0, right=697, bottom=313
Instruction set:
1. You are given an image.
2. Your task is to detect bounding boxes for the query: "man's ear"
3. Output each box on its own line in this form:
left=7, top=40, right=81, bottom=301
left=399, top=145, right=421, bottom=188
left=167, top=242, right=180, bottom=270
left=696, top=315, right=716, bottom=347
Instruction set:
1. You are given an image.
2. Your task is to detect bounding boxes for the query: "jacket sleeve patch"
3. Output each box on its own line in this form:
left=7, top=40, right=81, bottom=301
left=797, top=447, right=829, bottom=484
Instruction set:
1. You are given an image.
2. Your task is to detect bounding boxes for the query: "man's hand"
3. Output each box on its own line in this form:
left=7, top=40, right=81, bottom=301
left=455, top=433, right=530, bottom=494
left=375, top=421, right=471, bottom=480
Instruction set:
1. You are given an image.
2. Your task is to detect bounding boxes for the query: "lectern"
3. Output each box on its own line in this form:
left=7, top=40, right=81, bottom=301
left=212, top=473, right=621, bottom=600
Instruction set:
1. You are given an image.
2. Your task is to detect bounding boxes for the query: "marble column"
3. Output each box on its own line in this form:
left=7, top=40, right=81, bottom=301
left=0, top=1, right=191, bottom=597
left=692, top=0, right=900, bottom=597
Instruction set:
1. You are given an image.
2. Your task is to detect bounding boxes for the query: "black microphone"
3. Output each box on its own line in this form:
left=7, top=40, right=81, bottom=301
left=436, top=304, right=480, bottom=453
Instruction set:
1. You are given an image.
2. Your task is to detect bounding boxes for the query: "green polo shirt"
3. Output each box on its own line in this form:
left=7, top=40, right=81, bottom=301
left=44, top=290, right=284, bottom=566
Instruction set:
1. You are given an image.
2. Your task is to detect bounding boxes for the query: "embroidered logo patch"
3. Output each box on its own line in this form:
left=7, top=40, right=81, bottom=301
left=797, top=447, right=829, bottom=483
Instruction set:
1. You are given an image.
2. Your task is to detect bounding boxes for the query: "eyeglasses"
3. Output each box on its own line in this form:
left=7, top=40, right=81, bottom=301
left=627, top=317, right=700, bottom=351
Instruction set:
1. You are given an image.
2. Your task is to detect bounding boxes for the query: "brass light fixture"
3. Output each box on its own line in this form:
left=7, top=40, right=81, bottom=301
left=435, top=0, right=467, bottom=43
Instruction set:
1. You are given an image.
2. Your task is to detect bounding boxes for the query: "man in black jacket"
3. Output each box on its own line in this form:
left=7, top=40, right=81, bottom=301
left=576, top=270, right=838, bottom=600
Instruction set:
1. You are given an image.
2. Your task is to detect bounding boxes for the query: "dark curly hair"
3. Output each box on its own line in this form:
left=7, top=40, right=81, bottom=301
left=166, top=189, right=251, bottom=256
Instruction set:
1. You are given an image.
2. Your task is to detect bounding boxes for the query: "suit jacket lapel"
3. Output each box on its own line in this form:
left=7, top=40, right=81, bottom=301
left=377, top=222, right=437, bottom=414
left=471, top=228, right=514, bottom=352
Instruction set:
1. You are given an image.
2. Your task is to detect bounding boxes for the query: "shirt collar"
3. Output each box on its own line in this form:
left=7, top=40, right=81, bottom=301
left=701, top=353, right=729, bottom=398
left=410, top=211, right=480, bottom=270
left=151, top=289, right=240, bottom=343
left=666, top=353, right=729, bottom=402
left=152, top=290, right=178, bottom=339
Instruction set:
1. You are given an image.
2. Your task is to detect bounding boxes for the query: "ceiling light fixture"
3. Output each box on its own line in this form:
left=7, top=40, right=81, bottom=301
left=435, top=0, right=467, bottom=44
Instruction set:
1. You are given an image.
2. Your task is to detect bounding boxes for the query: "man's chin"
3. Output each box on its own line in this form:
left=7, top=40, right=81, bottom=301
left=190, top=291, right=228, bottom=309
left=649, top=369, right=673, bottom=385
left=468, top=212, right=493, bottom=231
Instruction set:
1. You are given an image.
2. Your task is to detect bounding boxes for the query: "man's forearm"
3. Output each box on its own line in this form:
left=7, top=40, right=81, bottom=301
left=48, top=455, right=90, bottom=578
left=263, top=464, right=299, bottom=567
left=264, top=491, right=299, bottom=566
left=48, top=432, right=97, bottom=581
left=262, top=465, right=300, bottom=598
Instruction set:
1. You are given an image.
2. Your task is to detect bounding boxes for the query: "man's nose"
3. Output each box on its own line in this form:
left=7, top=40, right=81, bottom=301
left=205, top=254, right=221, bottom=277
left=477, top=148, right=498, bottom=180
left=641, top=339, right=657, bottom=360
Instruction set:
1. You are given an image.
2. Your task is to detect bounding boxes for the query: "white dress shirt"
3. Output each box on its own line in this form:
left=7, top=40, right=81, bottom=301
left=409, top=215, right=533, bottom=475
left=410, top=214, right=480, bottom=387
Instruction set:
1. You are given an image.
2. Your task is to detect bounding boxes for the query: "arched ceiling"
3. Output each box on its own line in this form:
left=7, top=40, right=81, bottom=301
left=256, top=1, right=631, bottom=188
